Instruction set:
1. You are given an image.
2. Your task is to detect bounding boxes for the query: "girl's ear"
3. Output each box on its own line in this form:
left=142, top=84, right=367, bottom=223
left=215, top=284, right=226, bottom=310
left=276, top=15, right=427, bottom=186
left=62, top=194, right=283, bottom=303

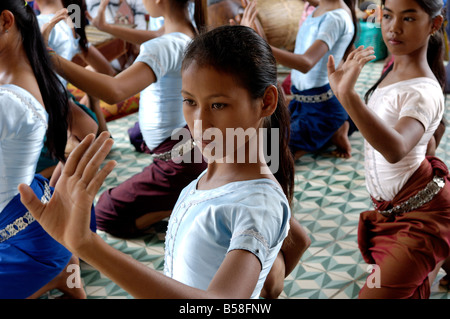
left=0, top=10, right=14, bottom=34
left=261, top=85, right=278, bottom=118
left=431, top=14, right=444, bottom=35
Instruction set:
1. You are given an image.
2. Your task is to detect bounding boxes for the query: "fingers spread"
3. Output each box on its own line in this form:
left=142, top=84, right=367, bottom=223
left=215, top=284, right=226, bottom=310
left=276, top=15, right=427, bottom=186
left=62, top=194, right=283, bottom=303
left=63, top=133, right=96, bottom=177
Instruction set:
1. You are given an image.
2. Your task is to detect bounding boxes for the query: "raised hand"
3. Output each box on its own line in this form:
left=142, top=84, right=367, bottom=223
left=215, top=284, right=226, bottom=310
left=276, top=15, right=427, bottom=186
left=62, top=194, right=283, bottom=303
left=327, top=46, right=376, bottom=100
left=40, top=8, right=69, bottom=45
left=18, top=132, right=116, bottom=254
left=86, top=0, right=111, bottom=31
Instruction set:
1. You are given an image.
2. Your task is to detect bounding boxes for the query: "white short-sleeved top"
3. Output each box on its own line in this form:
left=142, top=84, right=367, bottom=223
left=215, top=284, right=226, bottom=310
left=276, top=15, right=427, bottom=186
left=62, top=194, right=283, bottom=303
left=0, top=85, right=48, bottom=212
left=164, top=171, right=291, bottom=299
left=134, top=32, right=191, bottom=150
left=291, top=8, right=354, bottom=91
left=365, top=78, right=444, bottom=201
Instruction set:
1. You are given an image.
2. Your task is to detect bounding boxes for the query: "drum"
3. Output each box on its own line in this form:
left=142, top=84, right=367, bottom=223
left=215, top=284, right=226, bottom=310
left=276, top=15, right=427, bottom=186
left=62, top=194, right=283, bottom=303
left=255, top=0, right=305, bottom=51
left=207, top=0, right=305, bottom=52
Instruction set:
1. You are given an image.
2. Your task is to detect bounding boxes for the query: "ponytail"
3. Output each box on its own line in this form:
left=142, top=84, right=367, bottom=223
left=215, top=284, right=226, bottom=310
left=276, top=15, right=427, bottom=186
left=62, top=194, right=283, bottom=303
left=61, top=0, right=89, bottom=52
left=343, top=0, right=358, bottom=60
left=173, top=0, right=208, bottom=34
left=193, top=0, right=207, bottom=34
left=268, top=84, right=294, bottom=204
left=428, top=27, right=446, bottom=89
left=2, top=1, right=69, bottom=162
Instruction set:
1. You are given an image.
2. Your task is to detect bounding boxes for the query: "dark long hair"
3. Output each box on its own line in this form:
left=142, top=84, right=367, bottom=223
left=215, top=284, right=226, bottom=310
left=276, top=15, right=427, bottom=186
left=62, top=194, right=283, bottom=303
left=1, top=0, right=69, bottom=162
left=181, top=25, right=295, bottom=204
left=343, top=0, right=358, bottom=59
left=61, top=0, right=89, bottom=52
left=365, top=0, right=446, bottom=102
left=173, top=0, right=208, bottom=34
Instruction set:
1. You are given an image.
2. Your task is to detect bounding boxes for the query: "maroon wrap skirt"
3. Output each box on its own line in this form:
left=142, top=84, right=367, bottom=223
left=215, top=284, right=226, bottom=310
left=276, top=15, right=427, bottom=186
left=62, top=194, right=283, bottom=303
left=358, top=156, right=450, bottom=299
left=95, top=130, right=207, bottom=238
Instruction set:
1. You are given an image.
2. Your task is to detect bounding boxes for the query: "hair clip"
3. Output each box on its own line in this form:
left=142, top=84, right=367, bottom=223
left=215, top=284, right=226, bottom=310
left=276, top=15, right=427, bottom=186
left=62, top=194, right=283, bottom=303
left=24, top=1, right=28, bottom=7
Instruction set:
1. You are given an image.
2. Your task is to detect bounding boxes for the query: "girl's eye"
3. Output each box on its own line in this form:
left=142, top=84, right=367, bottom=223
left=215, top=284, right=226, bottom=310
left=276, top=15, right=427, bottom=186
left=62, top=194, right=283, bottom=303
left=404, top=17, right=415, bottom=22
left=183, top=98, right=196, bottom=106
left=382, top=14, right=391, bottom=20
left=212, top=103, right=226, bottom=110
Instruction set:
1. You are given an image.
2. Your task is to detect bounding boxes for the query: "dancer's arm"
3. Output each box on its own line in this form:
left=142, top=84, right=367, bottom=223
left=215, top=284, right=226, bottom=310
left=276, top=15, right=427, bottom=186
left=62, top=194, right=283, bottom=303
left=327, top=46, right=426, bottom=163
left=19, top=133, right=263, bottom=299
left=87, top=0, right=164, bottom=45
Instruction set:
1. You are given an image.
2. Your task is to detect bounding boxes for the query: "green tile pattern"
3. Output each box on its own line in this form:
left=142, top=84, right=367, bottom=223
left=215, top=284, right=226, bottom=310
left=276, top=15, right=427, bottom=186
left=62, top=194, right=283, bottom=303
left=40, top=61, right=449, bottom=299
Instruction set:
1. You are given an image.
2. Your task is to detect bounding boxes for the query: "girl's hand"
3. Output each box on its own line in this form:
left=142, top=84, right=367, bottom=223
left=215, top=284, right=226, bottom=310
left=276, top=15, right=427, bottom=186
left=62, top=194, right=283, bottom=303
left=40, top=8, right=69, bottom=46
left=229, top=0, right=266, bottom=40
left=327, top=46, right=376, bottom=100
left=18, top=132, right=116, bottom=254
left=232, top=0, right=258, bottom=27
left=86, top=0, right=110, bottom=31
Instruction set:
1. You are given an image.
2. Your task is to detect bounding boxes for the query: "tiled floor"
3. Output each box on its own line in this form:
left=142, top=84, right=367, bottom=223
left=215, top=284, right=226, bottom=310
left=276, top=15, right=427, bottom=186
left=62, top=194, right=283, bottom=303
left=43, top=61, right=450, bottom=299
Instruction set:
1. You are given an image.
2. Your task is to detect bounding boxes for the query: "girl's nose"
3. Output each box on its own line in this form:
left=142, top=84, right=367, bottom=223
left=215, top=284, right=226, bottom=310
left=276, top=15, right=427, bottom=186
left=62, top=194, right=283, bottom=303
left=389, top=17, right=402, bottom=34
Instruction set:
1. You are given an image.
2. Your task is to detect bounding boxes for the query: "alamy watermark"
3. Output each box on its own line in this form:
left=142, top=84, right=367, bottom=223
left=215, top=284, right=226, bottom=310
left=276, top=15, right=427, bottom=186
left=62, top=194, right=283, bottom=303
left=366, top=264, right=381, bottom=289
left=168, top=120, right=280, bottom=175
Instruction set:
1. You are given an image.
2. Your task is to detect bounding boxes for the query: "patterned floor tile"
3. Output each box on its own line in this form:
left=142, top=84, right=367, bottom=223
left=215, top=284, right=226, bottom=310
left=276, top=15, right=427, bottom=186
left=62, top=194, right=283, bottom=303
left=41, top=61, right=449, bottom=300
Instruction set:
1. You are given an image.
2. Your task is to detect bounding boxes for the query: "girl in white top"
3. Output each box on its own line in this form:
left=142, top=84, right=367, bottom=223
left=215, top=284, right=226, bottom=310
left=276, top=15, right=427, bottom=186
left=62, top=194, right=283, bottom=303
left=44, top=0, right=209, bottom=237
left=328, top=0, right=450, bottom=298
left=19, top=25, right=310, bottom=299
left=0, top=0, right=85, bottom=299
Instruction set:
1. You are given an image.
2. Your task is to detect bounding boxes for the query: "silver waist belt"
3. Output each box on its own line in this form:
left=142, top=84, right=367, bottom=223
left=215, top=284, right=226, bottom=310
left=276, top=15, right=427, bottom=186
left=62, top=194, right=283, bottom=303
left=292, top=88, right=334, bottom=103
left=152, top=139, right=196, bottom=161
left=374, top=176, right=446, bottom=217
left=0, top=182, right=52, bottom=243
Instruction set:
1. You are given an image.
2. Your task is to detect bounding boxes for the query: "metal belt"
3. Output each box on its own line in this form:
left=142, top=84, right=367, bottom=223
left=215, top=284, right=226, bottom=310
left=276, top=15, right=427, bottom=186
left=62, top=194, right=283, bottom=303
left=374, top=176, right=446, bottom=217
left=151, top=139, right=196, bottom=161
left=292, top=88, right=334, bottom=103
left=0, top=182, right=52, bottom=243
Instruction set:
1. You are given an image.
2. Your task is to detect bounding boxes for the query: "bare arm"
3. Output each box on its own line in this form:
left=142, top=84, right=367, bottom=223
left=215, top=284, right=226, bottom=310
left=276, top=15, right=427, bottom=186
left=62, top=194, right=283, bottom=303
left=80, top=233, right=261, bottom=298
left=76, top=44, right=117, bottom=76
left=18, top=133, right=263, bottom=299
left=86, top=0, right=163, bottom=45
left=270, top=40, right=329, bottom=73
left=238, top=0, right=329, bottom=73
left=327, top=47, right=425, bottom=163
left=52, top=54, right=155, bottom=104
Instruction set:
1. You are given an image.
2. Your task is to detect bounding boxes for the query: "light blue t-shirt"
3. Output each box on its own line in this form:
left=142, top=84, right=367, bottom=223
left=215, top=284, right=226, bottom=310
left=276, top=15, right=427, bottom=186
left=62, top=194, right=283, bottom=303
left=134, top=32, right=191, bottom=150
left=37, top=14, right=81, bottom=88
left=291, top=8, right=354, bottom=91
left=0, top=85, right=48, bottom=212
left=164, top=171, right=291, bottom=299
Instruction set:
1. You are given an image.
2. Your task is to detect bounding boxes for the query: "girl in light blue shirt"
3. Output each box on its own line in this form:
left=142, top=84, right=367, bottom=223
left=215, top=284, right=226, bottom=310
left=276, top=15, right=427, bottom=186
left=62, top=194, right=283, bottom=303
left=243, top=0, right=358, bottom=160
left=19, top=25, right=310, bottom=299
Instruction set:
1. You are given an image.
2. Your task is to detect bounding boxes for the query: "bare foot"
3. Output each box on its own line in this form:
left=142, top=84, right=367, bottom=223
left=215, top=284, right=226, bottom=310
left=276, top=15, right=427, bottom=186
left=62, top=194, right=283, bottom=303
left=330, top=121, right=352, bottom=159
left=294, top=150, right=308, bottom=161
left=27, top=255, right=86, bottom=299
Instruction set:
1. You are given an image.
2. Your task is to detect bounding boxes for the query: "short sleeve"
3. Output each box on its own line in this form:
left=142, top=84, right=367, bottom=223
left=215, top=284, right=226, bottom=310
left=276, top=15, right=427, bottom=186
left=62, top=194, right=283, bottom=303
left=226, top=193, right=290, bottom=266
left=316, top=12, right=348, bottom=50
left=0, top=91, right=27, bottom=141
left=399, top=86, right=443, bottom=130
left=135, top=34, right=188, bottom=82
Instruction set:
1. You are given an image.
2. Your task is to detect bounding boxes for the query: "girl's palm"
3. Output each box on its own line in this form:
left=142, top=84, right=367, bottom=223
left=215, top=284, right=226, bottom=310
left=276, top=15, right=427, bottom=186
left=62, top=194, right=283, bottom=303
left=18, top=132, right=116, bottom=253
left=328, top=46, right=376, bottom=99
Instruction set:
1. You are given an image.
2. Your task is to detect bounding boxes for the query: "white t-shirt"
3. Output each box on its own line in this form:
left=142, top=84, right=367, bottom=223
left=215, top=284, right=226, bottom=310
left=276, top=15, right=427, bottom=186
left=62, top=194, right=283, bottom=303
left=291, top=8, right=354, bottom=91
left=134, top=32, right=191, bottom=150
left=365, top=78, right=444, bottom=201
left=164, top=171, right=291, bottom=299
left=0, top=85, right=48, bottom=212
